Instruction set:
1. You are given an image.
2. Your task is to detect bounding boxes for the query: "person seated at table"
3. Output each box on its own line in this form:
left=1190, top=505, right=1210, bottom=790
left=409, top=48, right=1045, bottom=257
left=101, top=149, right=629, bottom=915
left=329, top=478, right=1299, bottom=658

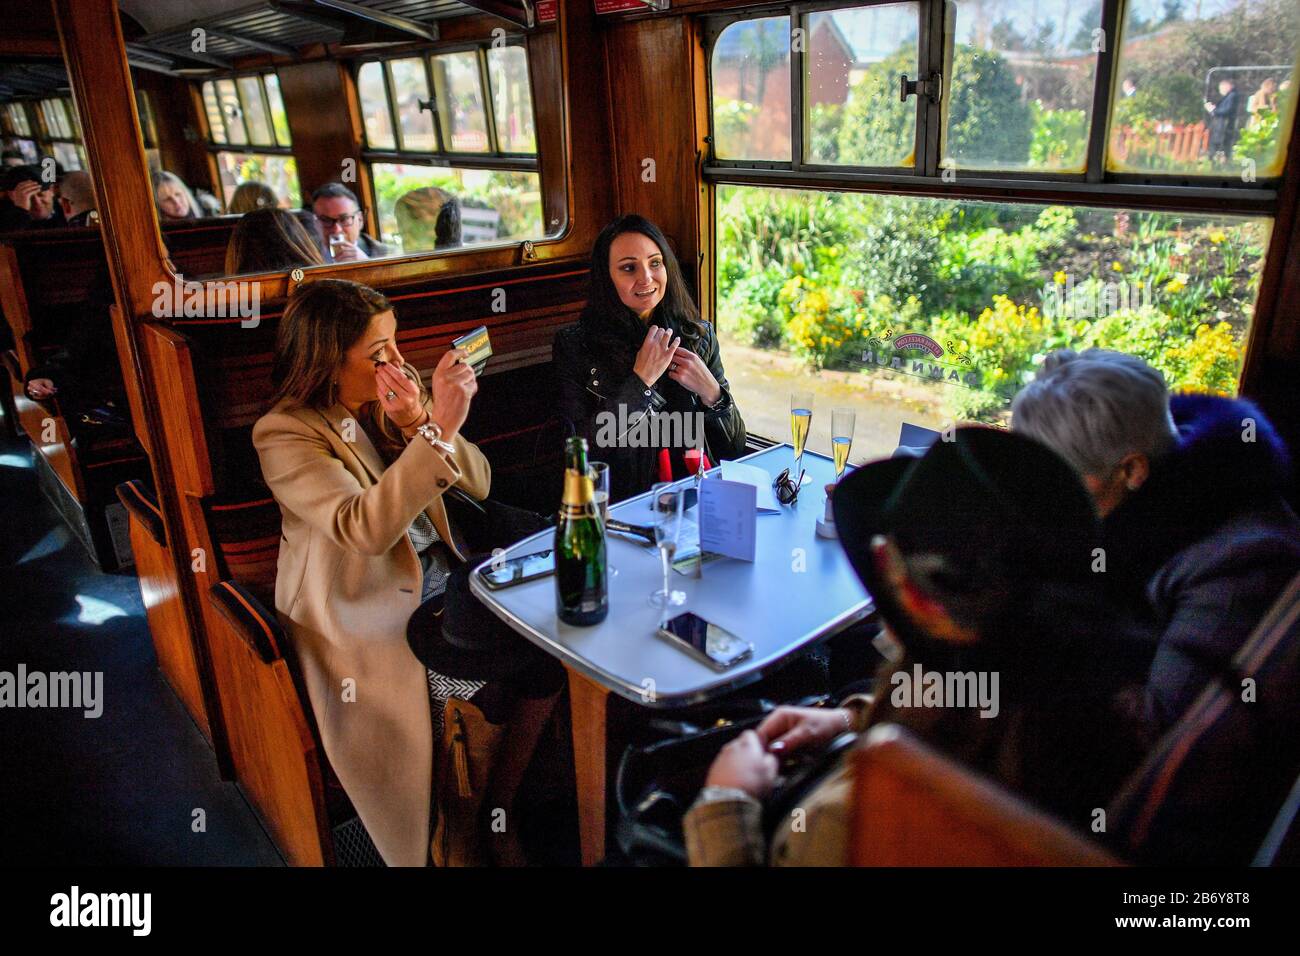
left=682, top=427, right=1155, bottom=866
left=1011, top=348, right=1300, bottom=732
left=394, top=186, right=463, bottom=252
left=56, top=170, right=97, bottom=227
left=224, top=207, right=324, bottom=274
left=311, top=182, right=389, bottom=262
left=151, top=169, right=205, bottom=221
left=254, top=278, right=562, bottom=867
left=553, top=214, right=747, bottom=500
left=0, top=164, right=57, bottom=230
left=229, top=180, right=281, bottom=214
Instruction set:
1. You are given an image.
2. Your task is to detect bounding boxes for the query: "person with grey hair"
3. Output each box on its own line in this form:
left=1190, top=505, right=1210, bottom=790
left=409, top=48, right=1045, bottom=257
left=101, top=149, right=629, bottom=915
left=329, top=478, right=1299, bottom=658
left=1013, top=348, right=1300, bottom=731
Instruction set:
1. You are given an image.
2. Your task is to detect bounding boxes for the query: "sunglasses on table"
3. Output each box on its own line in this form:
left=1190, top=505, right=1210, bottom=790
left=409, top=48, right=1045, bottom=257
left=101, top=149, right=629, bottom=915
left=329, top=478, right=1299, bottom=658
left=773, top=467, right=806, bottom=505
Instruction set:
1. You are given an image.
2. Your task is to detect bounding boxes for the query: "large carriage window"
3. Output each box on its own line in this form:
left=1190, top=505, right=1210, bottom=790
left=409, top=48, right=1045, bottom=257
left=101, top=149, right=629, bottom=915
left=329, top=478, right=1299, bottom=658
left=356, top=41, right=542, bottom=252
left=945, top=0, right=1101, bottom=172
left=706, top=0, right=1294, bottom=462
left=1, top=102, right=39, bottom=164
left=36, top=97, right=86, bottom=171
left=716, top=185, right=1268, bottom=462
left=711, top=17, right=792, bottom=161
left=1108, top=0, right=1300, bottom=177
left=200, top=73, right=298, bottom=209
left=371, top=162, right=541, bottom=254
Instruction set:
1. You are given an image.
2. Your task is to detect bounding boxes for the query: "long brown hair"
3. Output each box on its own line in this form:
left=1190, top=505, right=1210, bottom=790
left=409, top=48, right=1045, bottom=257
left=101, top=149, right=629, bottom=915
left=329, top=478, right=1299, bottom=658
left=225, top=208, right=325, bottom=275
left=268, top=280, right=425, bottom=451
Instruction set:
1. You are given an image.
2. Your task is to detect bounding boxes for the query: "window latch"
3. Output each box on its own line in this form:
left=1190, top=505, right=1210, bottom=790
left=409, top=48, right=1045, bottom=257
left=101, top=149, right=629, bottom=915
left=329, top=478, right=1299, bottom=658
left=899, top=72, right=942, bottom=105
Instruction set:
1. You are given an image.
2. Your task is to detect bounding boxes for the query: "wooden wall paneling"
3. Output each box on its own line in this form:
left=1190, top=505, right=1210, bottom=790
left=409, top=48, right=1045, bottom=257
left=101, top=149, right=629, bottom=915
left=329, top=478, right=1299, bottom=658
left=131, top=69, right=212, bottom=192
left=138, top=323, right=214, bottom=498
left=204, top=594, right=332, bottom=867
left=688, top=15, right=715, bottom=318
left=128, top=513, right=212, bottom=742
left=277, top=60, right=363, bottom=210
left=13, top=387, right=83, bottom=501
left=181, top=490, right=331, bottom=867
left=849, top=726, right=1121, bottom=866
left=601, top=17, right=699, bottom=272
left=108, top=304, right=151, bottom=457
left=528, top=26, right=567, bottom=238
left=0, top=243, right=37, bottom=371
left=1240, top=86, right=1300, bottom=474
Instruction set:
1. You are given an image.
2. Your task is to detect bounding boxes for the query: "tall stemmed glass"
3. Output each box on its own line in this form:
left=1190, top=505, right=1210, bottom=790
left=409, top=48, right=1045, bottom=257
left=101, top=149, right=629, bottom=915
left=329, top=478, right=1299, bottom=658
left=831, top=407, right=856, bottom=481
left=790, top=391, right=814, bottom=485
left=649, top=483, right=686, bottom=609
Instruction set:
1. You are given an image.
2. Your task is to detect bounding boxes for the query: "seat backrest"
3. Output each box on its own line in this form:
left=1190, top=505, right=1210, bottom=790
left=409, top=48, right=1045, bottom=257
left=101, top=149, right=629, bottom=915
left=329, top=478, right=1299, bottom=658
left=167, top=264, right=586, bottom=593
left=1108, top=571, right=1300, bottom=865
left=850, top=724, right=1119, bottom=866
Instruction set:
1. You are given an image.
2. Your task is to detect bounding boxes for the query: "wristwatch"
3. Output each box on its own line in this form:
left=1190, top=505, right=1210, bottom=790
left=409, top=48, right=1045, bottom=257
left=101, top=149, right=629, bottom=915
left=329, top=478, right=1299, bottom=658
left=416, top=420, right=456, bottom=456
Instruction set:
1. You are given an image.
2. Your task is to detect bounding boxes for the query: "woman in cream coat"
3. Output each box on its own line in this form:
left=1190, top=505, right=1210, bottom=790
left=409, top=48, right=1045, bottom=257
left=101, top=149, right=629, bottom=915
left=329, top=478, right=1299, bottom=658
left=253, top=279, right=488, bottom=866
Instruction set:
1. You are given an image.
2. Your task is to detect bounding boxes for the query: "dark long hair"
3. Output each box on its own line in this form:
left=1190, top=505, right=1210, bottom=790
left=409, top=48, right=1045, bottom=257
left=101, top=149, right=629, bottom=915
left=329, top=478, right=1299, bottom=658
left=269, top=279, right=392, bottom=411
left=581, top=214, right=708, bottom=360
left=226, top=208, right=325, bottom=275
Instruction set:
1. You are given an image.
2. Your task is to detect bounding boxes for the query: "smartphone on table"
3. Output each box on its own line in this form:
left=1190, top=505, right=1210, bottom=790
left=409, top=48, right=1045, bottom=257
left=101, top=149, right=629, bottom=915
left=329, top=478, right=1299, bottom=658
left=656, top=611, right=753, bottom=671
left=477, top=549, right=555, bottom=590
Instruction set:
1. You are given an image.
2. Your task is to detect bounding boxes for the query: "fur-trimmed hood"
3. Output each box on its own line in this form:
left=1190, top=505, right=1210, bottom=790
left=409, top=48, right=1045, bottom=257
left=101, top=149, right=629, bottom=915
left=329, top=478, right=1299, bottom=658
left=1104, top=393, right=1296, bottom=586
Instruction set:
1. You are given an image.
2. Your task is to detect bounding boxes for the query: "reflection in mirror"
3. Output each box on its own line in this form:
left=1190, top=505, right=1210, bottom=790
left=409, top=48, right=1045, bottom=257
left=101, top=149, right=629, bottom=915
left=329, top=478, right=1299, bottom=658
left=119, top=0, right=564, bottom=280
left=0, top=57, right=93, bottom=231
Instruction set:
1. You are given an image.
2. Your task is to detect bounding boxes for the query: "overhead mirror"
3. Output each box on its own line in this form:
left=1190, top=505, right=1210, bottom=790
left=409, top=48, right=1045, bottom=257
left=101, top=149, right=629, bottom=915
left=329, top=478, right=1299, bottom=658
left=117, top=0, right=565, bottom=280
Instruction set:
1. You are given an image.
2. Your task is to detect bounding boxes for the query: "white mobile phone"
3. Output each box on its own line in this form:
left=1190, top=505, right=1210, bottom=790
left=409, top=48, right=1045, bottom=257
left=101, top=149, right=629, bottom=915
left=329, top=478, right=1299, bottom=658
left=656, top=611, right=753, bottom=671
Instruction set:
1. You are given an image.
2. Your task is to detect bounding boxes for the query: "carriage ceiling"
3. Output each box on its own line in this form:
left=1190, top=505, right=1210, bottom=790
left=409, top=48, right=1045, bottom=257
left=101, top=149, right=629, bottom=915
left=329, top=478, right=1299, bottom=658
left=3, top=1, right=540, bottom=105
left=117, top=0, right=539, bottom=75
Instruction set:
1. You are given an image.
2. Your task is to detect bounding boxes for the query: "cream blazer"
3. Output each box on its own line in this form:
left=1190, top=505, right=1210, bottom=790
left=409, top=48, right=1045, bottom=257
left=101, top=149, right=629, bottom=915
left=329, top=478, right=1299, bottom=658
left=253, top=397, right=491, bottom=867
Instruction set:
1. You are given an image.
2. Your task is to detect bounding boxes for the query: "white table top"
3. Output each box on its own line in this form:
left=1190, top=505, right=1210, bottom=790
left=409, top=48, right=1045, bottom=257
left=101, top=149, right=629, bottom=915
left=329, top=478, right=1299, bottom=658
left=469, top=444, right=874, bottom=706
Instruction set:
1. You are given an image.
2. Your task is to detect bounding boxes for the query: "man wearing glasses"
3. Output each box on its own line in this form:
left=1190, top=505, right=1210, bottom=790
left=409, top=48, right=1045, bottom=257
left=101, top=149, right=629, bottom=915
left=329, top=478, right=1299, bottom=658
left=311, top=182, right=390, bottom=263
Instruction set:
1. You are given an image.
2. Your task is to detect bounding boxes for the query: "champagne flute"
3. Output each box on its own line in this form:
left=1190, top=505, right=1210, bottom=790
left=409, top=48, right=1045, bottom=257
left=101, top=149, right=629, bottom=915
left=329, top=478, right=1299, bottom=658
left=588, top=461, right=616, bottom=577
left=831, top=407, right=855, bottom=481
left=588, top=461, right=610, bottom=524
left=790, top=391, right=814, bottom=484
left=649, top=483, right=686, bottom=609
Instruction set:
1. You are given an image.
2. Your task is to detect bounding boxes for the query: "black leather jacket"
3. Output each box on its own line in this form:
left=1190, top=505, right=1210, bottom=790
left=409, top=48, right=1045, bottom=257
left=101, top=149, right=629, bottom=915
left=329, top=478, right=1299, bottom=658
left=553, top=310, right=747, bottom=501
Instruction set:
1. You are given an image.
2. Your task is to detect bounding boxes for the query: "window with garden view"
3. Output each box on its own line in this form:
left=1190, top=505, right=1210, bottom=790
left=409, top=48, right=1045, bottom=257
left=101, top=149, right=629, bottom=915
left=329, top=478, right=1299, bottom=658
left=708, top=0, right=1297, bottom=464
left=200, top=73, right=299, bottom=210
left=355, top=43, right=543, bottom=255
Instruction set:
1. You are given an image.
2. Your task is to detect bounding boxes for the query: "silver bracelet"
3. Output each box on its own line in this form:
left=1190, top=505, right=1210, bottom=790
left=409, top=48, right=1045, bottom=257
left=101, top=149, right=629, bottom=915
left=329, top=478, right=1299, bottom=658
left=416, top=420, right=455, bottom=456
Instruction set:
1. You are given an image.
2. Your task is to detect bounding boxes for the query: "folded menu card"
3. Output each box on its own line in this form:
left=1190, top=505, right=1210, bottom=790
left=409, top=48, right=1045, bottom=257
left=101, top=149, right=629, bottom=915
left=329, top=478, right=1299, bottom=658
left=719, top=460, right=782, bottom=513
left=699, top=477, right=757, bottom=562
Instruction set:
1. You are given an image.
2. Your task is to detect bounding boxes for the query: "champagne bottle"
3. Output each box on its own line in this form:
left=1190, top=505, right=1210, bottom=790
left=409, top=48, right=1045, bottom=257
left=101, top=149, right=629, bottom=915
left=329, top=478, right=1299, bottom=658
left=556, top=436, right=608, bottom=626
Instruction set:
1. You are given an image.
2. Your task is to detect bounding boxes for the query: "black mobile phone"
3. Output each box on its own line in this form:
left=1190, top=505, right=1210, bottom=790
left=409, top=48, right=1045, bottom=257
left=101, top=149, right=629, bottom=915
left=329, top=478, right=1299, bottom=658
left=477, top=549, right=555, bottom=590
left=656, top=611, right=753, bottom=671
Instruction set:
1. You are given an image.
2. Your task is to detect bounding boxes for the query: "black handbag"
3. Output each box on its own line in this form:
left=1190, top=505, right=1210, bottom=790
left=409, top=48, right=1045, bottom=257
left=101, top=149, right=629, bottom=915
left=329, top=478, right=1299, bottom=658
left=612, top=694, right=856, bottom=866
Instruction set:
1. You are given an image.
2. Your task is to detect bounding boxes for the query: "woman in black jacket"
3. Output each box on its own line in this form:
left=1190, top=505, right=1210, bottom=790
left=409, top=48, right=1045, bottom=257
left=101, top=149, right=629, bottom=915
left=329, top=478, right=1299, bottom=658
left=553, top=214, right=746, bottom=501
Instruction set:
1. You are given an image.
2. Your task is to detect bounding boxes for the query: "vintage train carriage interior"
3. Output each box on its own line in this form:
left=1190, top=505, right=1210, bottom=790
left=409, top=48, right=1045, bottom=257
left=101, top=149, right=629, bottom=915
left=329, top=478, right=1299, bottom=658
left=2, top=0, right=1299, bottom=902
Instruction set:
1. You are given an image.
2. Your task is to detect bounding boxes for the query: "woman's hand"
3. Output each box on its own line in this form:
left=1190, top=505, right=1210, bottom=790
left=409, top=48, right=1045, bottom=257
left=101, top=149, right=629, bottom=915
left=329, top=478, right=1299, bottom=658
left=667, top=347, right=722, bottom=406
left=26, top=378, right=57, bottom=400
left=374, top=360, right=423, bottom=428
left=427, top=348, right=477, bottom=443
left=632, top=326, right=680, bottom=388
left=704, top=730, right=779, bottom=799
left=756, top=706, right=853, bottom=757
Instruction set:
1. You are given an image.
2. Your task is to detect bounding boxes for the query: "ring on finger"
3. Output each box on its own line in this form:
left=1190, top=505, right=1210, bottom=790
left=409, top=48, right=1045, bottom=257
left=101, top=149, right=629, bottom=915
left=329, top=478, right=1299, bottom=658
left=385, top=390, right=397, bottom=400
